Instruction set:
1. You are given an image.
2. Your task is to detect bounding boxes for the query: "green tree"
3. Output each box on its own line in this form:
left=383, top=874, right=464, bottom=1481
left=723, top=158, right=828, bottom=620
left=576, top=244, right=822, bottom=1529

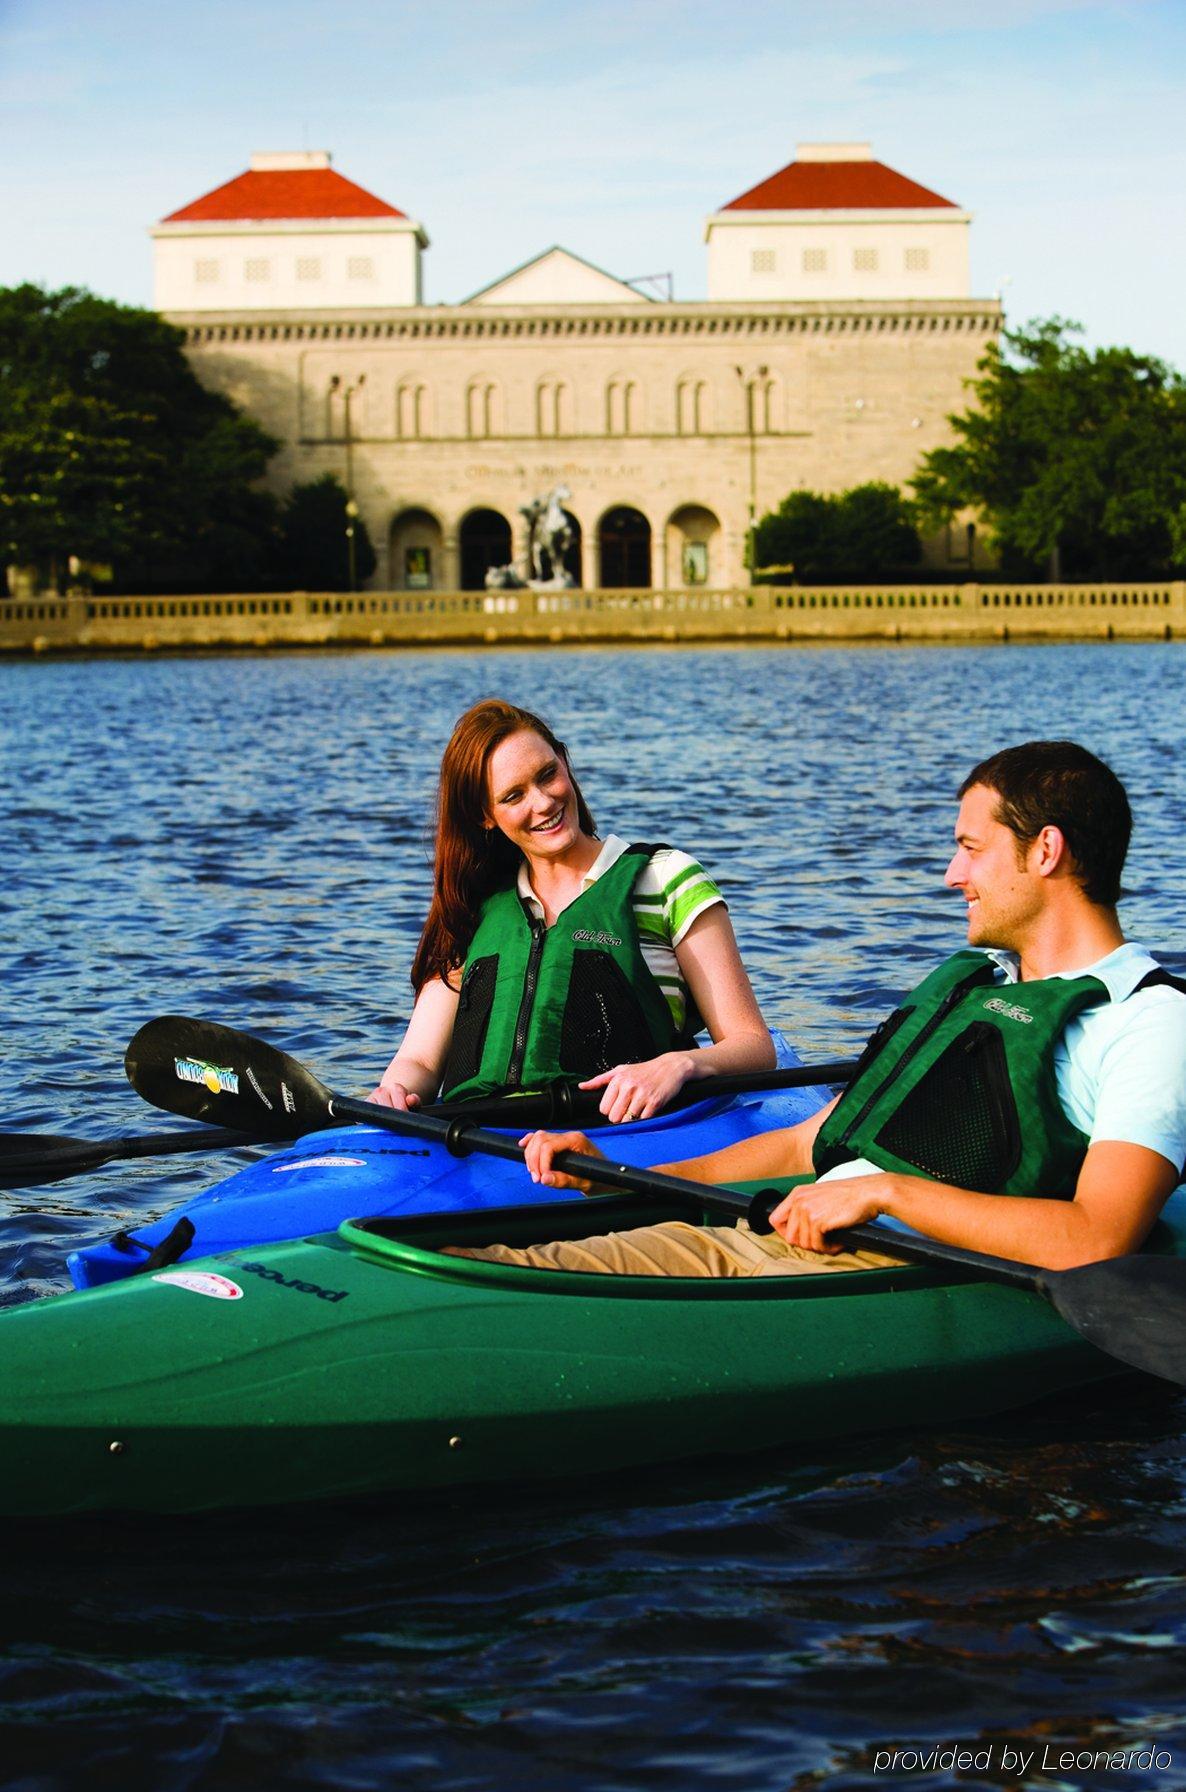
left=276, top=474, right=377, bottom=591
left=0, top=283, right=280, bottom=592
left=912, top=318, right=1186, bottom=579
left=753, top=482, right=921, bottom=581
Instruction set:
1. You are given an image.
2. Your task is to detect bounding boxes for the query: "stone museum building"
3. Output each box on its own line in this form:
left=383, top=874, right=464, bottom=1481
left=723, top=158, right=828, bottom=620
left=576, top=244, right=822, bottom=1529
left=153, top=143, right=1001, bottom=591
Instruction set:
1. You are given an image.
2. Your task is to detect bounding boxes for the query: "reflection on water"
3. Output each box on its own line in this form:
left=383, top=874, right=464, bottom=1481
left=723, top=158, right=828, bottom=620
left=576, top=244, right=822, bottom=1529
left=3, top=642, right=1186, bottom=1787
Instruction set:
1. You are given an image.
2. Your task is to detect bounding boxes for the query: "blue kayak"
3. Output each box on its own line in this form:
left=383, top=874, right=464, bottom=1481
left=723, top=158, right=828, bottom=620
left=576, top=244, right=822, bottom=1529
left=69, top=1040, right=829, bottom=1289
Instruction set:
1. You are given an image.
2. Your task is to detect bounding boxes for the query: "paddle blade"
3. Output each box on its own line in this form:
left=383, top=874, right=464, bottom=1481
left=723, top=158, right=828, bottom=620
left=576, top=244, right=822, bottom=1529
left=126, top=1017, right=334, bottom=1139
left=1043, top=1254, right=1186, bottom=1387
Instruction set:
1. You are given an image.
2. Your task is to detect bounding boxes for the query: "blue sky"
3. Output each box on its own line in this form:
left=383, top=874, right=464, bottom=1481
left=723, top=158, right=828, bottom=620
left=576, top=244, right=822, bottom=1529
left=1, top=0, right=1184, bottom=364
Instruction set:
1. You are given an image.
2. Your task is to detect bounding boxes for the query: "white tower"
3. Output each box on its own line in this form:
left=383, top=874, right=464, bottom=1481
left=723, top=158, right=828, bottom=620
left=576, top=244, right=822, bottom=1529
left=705, top=143, right=971, bottom=302
left=152, top=151, right=429, bottom=313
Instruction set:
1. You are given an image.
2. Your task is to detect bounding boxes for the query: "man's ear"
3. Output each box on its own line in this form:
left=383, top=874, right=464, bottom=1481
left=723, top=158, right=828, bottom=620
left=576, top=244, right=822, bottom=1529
left=1032, top=824, right=1069, bottom=878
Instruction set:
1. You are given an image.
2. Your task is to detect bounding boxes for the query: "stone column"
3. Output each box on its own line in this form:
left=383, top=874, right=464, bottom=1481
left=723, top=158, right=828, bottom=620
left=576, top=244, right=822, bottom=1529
left=442, top=532, right=460, bottom=591
left=723, top=526, right=747, bottom=589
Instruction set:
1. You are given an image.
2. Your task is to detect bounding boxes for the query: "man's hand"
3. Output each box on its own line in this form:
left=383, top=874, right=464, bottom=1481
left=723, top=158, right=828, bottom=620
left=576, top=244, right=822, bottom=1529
left=768, top=1174, right=891, bottom=1253
left=519, top=1129, right=608, bottom=1191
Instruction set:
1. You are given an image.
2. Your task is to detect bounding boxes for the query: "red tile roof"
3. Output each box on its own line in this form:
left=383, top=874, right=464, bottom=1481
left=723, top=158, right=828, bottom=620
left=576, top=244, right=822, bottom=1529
left=722, top=158, right=957, bottom=212
left=163, top=167, right=405, bottom=223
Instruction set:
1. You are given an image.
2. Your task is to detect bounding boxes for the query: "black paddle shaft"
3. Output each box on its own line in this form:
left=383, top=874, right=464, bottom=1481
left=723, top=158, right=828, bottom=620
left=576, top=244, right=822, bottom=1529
left=125, top=1016, right=1186, bottom=1390
left=0, top=1125, right=283, bottom=1191
left=439, top=1058, right=860, bottom=1127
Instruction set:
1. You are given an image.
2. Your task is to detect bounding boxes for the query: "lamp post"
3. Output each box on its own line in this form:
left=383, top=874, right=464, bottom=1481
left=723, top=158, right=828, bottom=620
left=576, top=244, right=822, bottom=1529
left=345, top=499, right=359, bottom=594
left=328, top=373, right=366, bottom=591
left=734, top=364, right=768, bottom=584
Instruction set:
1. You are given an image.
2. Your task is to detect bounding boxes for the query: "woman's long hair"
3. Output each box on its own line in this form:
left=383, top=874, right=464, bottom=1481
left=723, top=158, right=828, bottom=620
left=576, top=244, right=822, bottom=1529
left=410, top=699, right=596, bottom=990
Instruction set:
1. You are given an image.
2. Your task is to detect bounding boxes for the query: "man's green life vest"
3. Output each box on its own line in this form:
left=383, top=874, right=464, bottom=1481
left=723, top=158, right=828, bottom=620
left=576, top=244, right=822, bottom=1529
left=440, top=843, right=695, bottom=1102
left=810, top=950, right=1111, bottom=1198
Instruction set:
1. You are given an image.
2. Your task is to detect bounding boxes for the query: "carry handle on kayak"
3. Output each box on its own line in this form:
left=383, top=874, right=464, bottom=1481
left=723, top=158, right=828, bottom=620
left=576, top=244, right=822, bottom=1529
left=124, top=1015, right=1186, bottom=1390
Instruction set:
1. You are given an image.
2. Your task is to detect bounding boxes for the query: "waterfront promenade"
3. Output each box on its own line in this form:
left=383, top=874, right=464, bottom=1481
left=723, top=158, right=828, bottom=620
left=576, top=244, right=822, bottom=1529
left=1, top=579, right=1182, bottom=654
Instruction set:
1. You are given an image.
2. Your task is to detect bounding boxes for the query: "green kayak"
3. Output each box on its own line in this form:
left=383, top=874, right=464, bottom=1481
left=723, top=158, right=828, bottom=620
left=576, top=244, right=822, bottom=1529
left=2, top=1191, right=1180, bottom=1516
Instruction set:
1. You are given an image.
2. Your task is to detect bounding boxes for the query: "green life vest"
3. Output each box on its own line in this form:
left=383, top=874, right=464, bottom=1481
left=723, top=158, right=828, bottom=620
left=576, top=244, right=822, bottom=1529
left=440, top=843, right=693, bottom=1102
left=811, top=950, right=1111, bottom=1198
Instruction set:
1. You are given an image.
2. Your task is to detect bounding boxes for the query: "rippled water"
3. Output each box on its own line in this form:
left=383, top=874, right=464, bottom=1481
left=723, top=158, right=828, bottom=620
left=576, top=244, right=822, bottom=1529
left=4, top=642, right=1186, bottom=1789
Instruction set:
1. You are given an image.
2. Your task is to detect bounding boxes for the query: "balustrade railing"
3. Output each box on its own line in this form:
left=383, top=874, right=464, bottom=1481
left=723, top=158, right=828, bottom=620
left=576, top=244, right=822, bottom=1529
left=2, top=581, right=1183, bottom=653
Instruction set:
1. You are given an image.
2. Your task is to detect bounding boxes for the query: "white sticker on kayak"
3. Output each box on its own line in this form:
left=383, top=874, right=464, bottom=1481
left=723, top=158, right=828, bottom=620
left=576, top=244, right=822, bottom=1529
left=152, top=1271, right=244, bottom=1300
left=270, top=1155, right=366, bottom=1173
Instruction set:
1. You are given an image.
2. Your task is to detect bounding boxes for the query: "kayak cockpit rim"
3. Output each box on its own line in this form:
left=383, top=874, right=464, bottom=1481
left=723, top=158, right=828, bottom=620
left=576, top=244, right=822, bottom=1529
left=335, top=1197, right=978, bottom=1302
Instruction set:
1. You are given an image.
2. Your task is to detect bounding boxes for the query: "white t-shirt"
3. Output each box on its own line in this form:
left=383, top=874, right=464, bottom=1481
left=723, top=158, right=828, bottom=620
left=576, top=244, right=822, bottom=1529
left=822, top=941, right=1186, bottom=1188
left=517, top=834, right=724, bottom=1030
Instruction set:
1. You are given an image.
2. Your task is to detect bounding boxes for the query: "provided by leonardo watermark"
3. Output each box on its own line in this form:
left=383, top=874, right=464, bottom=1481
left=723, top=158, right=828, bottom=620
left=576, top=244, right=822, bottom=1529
left=873, top=1744, right=1174, bottom=1775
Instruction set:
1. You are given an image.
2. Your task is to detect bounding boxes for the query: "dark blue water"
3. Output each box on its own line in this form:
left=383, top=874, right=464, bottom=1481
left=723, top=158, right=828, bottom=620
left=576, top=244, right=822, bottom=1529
left=3, top=643, right=1186, bottom=1790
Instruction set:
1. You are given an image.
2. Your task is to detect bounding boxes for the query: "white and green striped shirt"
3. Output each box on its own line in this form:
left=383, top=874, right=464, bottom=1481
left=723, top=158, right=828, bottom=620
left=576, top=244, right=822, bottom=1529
left=516, top=834, right=725, bottom=1030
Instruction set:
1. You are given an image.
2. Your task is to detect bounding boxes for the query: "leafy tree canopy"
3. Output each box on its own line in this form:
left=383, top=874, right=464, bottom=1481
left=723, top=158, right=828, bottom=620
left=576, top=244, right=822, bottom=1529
left=753, top=481, right=921, bottom=582
left=276, top=474, right=377, bottom=592
left=912, top=318, right=1186, bottom=579
left=0, top=283, right=279, bottom=592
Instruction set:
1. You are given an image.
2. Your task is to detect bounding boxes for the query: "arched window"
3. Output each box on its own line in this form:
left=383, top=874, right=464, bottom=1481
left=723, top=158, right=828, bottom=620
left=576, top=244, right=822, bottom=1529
left=676, top=378, right=708, bottom=435
left=666, top=504, right=721, bottom=587
left=535, top=379, right=572, bottom=437
left=390, top=507, right=444, bottom=590
left=459, top=508, right=512, bottom=590
left=598, top=506, right=651, bottom=588
left=466, top=380, right=500, bottom=439
left=326, top=375, right=367, bottom=441
left=744, top=376, right=776, bottom=434
left=606, top=378, right=639, bottom=436
left=396, top=381, right=429, bottom=439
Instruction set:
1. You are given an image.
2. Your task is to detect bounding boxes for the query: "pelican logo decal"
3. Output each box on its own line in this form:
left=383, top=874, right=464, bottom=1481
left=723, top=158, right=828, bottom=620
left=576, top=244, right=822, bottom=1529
left=272, top=1155, right=366, bottom=1173
left=984, top=998, right=1034, bottom=1025
left=175, top=1057, right=240, bottom=1096
left=153, top=1270, right=243, bottom=1300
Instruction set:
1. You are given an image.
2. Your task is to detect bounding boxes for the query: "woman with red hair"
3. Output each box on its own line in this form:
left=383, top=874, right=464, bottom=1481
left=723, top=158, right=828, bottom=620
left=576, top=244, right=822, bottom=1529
left=369, top=698, right=774, bottom=1122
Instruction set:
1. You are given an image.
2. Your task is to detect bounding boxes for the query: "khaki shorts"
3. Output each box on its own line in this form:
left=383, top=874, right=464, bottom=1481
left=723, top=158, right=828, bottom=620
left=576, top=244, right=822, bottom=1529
left=447, top=1220, right=904, bottom=1278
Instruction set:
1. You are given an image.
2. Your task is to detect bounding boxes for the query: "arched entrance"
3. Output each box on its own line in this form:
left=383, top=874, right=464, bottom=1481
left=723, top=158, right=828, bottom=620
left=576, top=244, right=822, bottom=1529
left=539, top=511, right=583, bottom=586
left=666, top=504, right=721, bottom=587
left=460, top=508, right=512, bottom=590
left=389, top=506, right=444, bottom=590
left=598, top=506, right=651, bottom=588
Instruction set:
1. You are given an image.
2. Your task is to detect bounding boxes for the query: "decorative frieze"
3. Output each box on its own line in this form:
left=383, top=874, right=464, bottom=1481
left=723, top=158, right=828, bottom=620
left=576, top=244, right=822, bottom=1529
left=177, top=303, right=1000, bottom=348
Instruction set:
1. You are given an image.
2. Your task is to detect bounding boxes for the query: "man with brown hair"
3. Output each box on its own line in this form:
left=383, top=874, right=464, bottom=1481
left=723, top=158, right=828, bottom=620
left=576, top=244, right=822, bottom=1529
left=466, top=741, right=1186, bottom=1277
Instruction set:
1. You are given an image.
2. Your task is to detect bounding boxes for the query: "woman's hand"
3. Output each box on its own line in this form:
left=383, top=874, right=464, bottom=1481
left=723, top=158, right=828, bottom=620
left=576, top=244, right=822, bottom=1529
left=579, top=1051, right=695, bottom=1124
left=365, top=1083, right=422, bottom=1111
left=767, top=1175, right=890, bottom=1253
left=519, top=1129, right=608, bottom=1191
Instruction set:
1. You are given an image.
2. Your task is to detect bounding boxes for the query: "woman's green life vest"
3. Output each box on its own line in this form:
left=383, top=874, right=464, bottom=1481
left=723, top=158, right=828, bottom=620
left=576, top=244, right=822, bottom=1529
left=810, top=950, right=1111, bottom=1199
left=440, top=843, right=697, bottom=1102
